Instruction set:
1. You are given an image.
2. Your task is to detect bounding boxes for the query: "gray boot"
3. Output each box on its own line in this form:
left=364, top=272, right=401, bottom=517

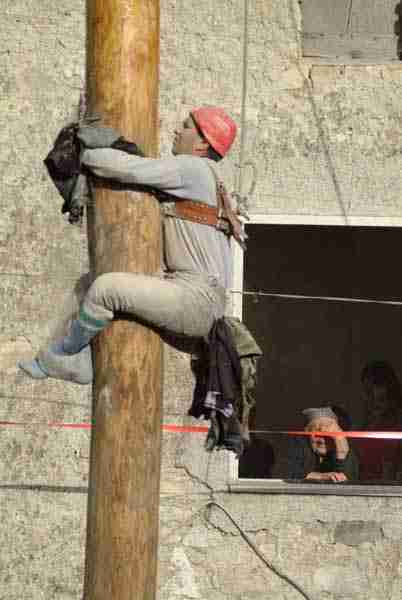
left=18, top=330, right=96, bottom=384
left=18, top=358, right=48, bottom=380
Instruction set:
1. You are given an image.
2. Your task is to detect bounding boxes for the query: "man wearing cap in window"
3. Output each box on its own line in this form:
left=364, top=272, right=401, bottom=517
left=20, top=107, right=242, bottom=381
left=288, top=407, right=359, bottom=482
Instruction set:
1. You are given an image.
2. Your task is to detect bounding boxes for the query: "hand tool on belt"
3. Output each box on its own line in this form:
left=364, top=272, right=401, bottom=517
left=161, top=169, right=247, bottom=249
left=162, top=199, right=231, bottom=233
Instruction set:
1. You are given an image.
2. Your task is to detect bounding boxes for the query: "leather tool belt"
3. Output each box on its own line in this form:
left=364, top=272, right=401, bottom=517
left=162, top=200, right=231, bottom=235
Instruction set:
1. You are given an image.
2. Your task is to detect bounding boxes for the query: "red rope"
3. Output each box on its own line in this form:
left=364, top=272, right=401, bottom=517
left=0, top=421, right=401, bottom=438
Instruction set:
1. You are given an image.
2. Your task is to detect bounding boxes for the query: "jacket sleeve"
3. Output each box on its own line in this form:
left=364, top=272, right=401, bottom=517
left=81, top=148, right=184, bottom=191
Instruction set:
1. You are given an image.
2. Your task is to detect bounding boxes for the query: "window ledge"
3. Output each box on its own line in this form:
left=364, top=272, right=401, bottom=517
left=229, top=479, right=402, bottom=497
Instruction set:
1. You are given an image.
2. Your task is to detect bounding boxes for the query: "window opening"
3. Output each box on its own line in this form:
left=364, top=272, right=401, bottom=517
left=238, top=224, right=402, bottom=491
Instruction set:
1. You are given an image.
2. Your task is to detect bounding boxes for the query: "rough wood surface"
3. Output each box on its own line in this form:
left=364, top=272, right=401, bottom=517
left=85, top=2, right=162, bottom=600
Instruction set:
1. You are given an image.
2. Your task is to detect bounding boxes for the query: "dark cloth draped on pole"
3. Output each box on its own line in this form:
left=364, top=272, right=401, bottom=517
left=84, top=2, right=162, bottom=600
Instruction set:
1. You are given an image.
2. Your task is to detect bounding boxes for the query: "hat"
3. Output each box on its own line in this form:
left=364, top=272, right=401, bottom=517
left=191, top=106, right=237, bottom=157
left=302, top=407, right=338, bottom=422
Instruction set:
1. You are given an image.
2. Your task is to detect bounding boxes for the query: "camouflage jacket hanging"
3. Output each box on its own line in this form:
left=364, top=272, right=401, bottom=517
left=189, top=316, right=262, bottom=457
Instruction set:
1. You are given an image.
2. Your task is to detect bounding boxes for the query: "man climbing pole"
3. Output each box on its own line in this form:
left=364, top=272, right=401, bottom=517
left=19, top=106, right=240, bottom=380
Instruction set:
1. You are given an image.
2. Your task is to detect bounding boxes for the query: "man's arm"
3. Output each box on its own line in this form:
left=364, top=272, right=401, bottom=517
left=82, top=148, right=184, bottom=191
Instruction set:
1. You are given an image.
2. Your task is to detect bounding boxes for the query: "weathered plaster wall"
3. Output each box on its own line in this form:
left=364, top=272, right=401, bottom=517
left=1, top=1, right=401, bottom=599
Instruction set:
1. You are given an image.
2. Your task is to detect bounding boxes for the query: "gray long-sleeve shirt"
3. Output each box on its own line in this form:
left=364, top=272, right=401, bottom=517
left=82, top=149, right=232, bottom=289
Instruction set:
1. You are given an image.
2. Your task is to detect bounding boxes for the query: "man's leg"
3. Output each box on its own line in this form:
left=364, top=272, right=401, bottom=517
left=61, top=308, right=109, bottom=354
left=79, top=271, right=222, bottom=340
left=19, top=271, right=224, bottom=382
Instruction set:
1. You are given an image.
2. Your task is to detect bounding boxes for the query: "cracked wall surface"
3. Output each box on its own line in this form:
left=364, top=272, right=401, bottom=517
left=1, top=1, right=402, bottom=599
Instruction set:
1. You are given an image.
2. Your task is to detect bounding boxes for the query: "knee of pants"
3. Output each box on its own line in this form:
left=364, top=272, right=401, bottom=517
left=87, top=273, right=119, bottom=310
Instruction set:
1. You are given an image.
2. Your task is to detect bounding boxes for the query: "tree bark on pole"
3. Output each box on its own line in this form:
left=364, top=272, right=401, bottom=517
left=85, top=2, right=161, bottom=599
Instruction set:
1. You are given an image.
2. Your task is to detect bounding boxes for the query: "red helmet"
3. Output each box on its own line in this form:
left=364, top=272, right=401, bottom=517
left=191, top=106, right=237, bottom=157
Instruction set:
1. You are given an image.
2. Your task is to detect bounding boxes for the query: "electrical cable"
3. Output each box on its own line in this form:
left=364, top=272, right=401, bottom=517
left=346, top=0, right=354, bottom=34
left=230, top=288, right=402, bottom=307
left=206, top=501, right=314, bottom=600
left=236, top=0, right=249, bottom=197
left=0, top=484, right=88, bottom=494
left=287, top=0, right=349, bottom=225
left=234, top=0, right=259, bottom=220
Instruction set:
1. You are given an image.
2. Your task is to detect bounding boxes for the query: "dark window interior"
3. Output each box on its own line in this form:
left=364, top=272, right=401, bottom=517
left=239, top=224, right=402, bottom=485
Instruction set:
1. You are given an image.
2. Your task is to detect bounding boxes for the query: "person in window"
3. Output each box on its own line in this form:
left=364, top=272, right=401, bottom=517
left=356, top=360, right=402, bottom=481
left=288, top=407, right=359, bottom=482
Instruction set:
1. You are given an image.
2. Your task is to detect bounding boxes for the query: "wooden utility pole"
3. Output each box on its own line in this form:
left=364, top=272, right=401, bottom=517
left=85, top=2, right=161, bottom=599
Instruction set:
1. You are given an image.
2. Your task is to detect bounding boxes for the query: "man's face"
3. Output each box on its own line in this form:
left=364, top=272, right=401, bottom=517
left=172, top=115, right=203, bottom=156
left=306, top=417, right=336, bottom=457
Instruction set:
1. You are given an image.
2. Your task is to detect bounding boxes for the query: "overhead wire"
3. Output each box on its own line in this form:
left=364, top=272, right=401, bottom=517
left=233, top=0, right=259, bottom=220
left=206, top=501, right=314, bottom=600
left=235, top=0, right=351, bottom=222
left=206, top=4, right=314, bottom=599
left=230, top=288, right=402, bottom=307
left=286, top=0, right=349, bottom=224
left=216, top=2, right=402, bottom=597
left=236, top=0, right=249, bottom=197
left=346, top=0, right=354, bottom=34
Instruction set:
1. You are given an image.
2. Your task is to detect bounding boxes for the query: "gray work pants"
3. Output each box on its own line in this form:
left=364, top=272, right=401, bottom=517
left=82, top=271, right=227, bottom=340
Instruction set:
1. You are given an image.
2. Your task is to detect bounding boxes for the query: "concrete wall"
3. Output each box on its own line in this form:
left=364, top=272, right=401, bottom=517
left=1, top=1, right=401, bottom=599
